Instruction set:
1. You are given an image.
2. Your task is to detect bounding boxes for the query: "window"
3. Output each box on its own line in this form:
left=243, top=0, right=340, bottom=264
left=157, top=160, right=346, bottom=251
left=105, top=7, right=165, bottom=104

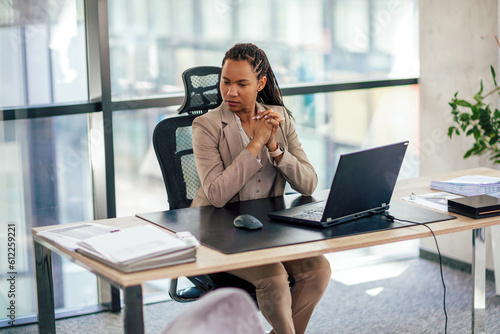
left=0, top=0, right=88, bottom=108
left=0, top=0, right=95, bottom=326
left=108, top=0, right=418, bottom=100
left=0, top=114, right=96, bottom=324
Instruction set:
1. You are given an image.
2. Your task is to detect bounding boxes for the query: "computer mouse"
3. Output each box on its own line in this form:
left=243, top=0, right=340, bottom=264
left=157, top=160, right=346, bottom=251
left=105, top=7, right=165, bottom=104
left=233, top=214, right=263, bottom=230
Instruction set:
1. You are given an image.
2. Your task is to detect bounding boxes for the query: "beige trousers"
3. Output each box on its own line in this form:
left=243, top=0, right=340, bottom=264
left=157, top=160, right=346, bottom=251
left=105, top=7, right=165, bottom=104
left=227, top=255, right=331, bottom=334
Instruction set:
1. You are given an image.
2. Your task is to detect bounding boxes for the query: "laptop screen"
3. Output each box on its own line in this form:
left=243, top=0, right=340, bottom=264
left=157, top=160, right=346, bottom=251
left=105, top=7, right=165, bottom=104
left=322, top=141, right=409, bottom=222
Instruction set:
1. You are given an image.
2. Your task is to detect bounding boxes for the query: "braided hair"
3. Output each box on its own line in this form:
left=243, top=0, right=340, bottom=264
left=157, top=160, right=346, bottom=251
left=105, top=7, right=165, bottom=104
left=222, top=43, right=292, bottom=118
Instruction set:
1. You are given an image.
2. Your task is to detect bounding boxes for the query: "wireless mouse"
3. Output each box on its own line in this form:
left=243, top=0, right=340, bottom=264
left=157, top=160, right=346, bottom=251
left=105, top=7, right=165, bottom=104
left=233, top=214, right=263, bottom=230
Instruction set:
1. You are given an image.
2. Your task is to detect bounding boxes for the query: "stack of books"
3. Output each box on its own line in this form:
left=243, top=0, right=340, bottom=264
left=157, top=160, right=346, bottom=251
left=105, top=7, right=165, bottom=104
left=430, top=175, right=500, bottom=197
left=38, top=224, right=198, bottom=272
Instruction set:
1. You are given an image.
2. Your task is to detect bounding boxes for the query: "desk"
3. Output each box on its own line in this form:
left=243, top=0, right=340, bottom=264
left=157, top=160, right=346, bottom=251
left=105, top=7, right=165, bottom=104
left=33, top=167, right=500, bottom=334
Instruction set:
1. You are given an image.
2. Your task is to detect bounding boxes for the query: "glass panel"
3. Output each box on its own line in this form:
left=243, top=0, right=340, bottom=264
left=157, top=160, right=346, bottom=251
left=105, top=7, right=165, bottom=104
left=113, top=86, right=419, bottom=221
left=0, top=114, right=96, bottom=324
left=113, top=107, right=177, bottom=217
left=0, top=0, right=88, bottom=109
left=287, top=85, right=420, bottom=190
left=108, top=0, right=419, bottom=100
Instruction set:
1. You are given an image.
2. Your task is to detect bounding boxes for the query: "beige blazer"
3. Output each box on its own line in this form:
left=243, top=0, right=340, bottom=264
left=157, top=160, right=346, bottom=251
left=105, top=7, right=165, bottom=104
left=191, top=102, right=318, bottom=208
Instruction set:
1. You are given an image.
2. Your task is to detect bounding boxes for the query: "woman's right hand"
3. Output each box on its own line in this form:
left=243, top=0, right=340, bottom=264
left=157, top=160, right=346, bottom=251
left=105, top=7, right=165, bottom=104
left=252, top=114, right=274, bottom=145
left=245, top=109, right=275, bottom=158
left=254, top=108, right=284, bottom=146
left=246, top=109, right=285, bottom=159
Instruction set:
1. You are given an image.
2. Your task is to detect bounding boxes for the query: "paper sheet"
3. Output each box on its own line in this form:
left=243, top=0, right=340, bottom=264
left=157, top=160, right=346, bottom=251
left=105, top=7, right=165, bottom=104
left=401, top=192, right=463, bottom=212
left=37, top=223, right=119, bottom=251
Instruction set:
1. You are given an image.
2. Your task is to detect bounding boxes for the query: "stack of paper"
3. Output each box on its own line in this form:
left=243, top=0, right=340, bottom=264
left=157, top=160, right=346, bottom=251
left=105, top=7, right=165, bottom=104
left=77, top=225, right=198, bottom=272
left=37, top=224, right=198, bottom=272
left=37, top=223, right=121, bottom=251
left=430, top=175, right=500, bottom=196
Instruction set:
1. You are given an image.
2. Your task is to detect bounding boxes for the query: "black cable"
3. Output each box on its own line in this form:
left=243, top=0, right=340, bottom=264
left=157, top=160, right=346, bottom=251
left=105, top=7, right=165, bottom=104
left=380, top=213, right=448, bottom=334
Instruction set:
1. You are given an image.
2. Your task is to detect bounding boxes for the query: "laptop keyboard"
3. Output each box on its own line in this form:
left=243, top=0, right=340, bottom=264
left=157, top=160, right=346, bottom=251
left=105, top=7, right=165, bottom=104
left=292, top=207, right=324, bottom=221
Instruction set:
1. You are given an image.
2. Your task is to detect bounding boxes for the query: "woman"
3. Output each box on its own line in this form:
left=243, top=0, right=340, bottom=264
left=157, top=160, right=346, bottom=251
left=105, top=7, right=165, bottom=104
left=191, top=43, right=331, bottom=334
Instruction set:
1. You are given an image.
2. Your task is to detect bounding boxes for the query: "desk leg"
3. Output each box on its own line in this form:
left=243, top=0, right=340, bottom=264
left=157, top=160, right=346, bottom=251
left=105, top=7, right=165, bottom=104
left=472, top=228, right=486, bottom=334
left=490, top=225, right=500, bottom=295
left=123, top=285, right=144, bottom=334
left=98, top=278, right=121, bottom=312
left=34, top=240, right=56, bottom=334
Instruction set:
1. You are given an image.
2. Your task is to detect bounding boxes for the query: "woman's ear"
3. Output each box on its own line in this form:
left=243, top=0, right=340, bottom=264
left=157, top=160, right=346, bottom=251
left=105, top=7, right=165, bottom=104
left=258, top=76, right=267, bottom=91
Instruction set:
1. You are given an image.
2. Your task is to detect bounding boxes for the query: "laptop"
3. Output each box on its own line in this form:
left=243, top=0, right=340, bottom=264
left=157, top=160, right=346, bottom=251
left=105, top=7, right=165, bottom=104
left=268, top=141, right=409, bottom=228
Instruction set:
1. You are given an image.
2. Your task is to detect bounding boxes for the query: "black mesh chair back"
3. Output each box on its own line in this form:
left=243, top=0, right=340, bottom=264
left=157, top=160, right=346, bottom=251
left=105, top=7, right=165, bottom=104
left=178, top=66, right=223, bottom=115
left=153, top=114, right=200, bottom=210
left=153, top=66, right=223, bottom=210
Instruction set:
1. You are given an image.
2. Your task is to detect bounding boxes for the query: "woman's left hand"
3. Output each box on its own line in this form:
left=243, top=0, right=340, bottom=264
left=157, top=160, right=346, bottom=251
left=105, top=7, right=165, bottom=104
left=253, top=108, right=284, bottom=148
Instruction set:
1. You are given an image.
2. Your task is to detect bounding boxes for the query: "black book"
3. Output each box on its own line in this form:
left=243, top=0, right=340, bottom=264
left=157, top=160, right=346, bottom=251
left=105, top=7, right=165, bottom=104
left=448, top=194, right=500, bottom=219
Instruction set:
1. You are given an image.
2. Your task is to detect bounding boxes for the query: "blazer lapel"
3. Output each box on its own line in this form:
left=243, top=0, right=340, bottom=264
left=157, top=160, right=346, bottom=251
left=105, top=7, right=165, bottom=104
left=220, top=104, right=243, bottom=162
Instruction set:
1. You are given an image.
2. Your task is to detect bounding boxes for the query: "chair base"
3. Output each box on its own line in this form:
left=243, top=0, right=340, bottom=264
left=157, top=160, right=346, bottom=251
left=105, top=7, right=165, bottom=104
left=176, top=286, right=205, bottom=301
left=169, top=278, right=207, bottom=302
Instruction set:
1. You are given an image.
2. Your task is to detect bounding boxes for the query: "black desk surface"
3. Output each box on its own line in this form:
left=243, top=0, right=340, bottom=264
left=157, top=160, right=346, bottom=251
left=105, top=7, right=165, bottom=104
left=137, top=191, right=456, bottom=254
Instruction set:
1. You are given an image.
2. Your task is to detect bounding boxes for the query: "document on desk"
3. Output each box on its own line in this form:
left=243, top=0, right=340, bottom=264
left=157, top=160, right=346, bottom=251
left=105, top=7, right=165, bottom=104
left=402, top=192, right=462, bottom=212
left=37, top=223, right=119, bottom=251
left=37, top=224, right=198, bottom=272
left=76, top=225, right=198, bottom=272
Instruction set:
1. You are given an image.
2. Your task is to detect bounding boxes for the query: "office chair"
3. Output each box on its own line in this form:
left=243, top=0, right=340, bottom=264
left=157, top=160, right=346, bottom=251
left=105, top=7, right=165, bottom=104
left=153, top=66, right=257, bottom=302
left=153, top=66, right=223, bottom=209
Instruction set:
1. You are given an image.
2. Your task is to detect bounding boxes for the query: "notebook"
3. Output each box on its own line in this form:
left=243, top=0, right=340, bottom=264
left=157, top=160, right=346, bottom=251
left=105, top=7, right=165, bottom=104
left=268, top=141, right=409, bottom=228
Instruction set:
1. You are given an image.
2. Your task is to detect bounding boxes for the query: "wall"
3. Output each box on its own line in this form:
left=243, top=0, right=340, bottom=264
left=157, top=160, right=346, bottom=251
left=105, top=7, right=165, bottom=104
left=419, top=0, right=499, bottom=269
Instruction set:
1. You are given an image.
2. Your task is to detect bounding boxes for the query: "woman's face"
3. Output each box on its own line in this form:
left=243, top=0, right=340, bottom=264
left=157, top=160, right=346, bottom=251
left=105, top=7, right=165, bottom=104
left=220, top=59, right=266, bottom=114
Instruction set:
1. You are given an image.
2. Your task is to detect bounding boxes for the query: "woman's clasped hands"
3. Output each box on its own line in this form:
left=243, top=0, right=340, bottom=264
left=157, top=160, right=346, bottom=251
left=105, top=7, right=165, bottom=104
left=251, top=108, right=285, bottom=150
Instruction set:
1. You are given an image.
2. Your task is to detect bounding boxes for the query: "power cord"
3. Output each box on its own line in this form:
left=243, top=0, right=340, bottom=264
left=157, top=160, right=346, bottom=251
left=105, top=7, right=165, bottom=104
left=380, top=212, right=448, bottom=334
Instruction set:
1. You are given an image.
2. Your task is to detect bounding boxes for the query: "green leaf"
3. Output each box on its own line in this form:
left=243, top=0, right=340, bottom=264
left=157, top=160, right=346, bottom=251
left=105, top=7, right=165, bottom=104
left=479, top=139, right=488, bottom=151
left=473, top=91, right=483, bottom=102
left=464, top=145, right=480, bottom=158
left=494, top=108, right=500, bottom=119
left=459, top=113, right=470, bottom=122
left=448, top=126, right=456, bottom=138
left=473, top=127, right=481, bottom=140
left=490, top=135, right=499, bottom=145
left=478, top=107, right=494, bottom=135
left=471, top=105, right=479, bottom=119
left=464, top=149, right=473, bottom=159
left=455, top=100, right=472, bottom=108
left=492, top=65, right=498, bottom=86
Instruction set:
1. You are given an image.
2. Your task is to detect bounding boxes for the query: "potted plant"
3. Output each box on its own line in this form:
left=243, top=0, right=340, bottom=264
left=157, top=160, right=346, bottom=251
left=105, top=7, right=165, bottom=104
left=448, top=65, right=500, bottom=163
